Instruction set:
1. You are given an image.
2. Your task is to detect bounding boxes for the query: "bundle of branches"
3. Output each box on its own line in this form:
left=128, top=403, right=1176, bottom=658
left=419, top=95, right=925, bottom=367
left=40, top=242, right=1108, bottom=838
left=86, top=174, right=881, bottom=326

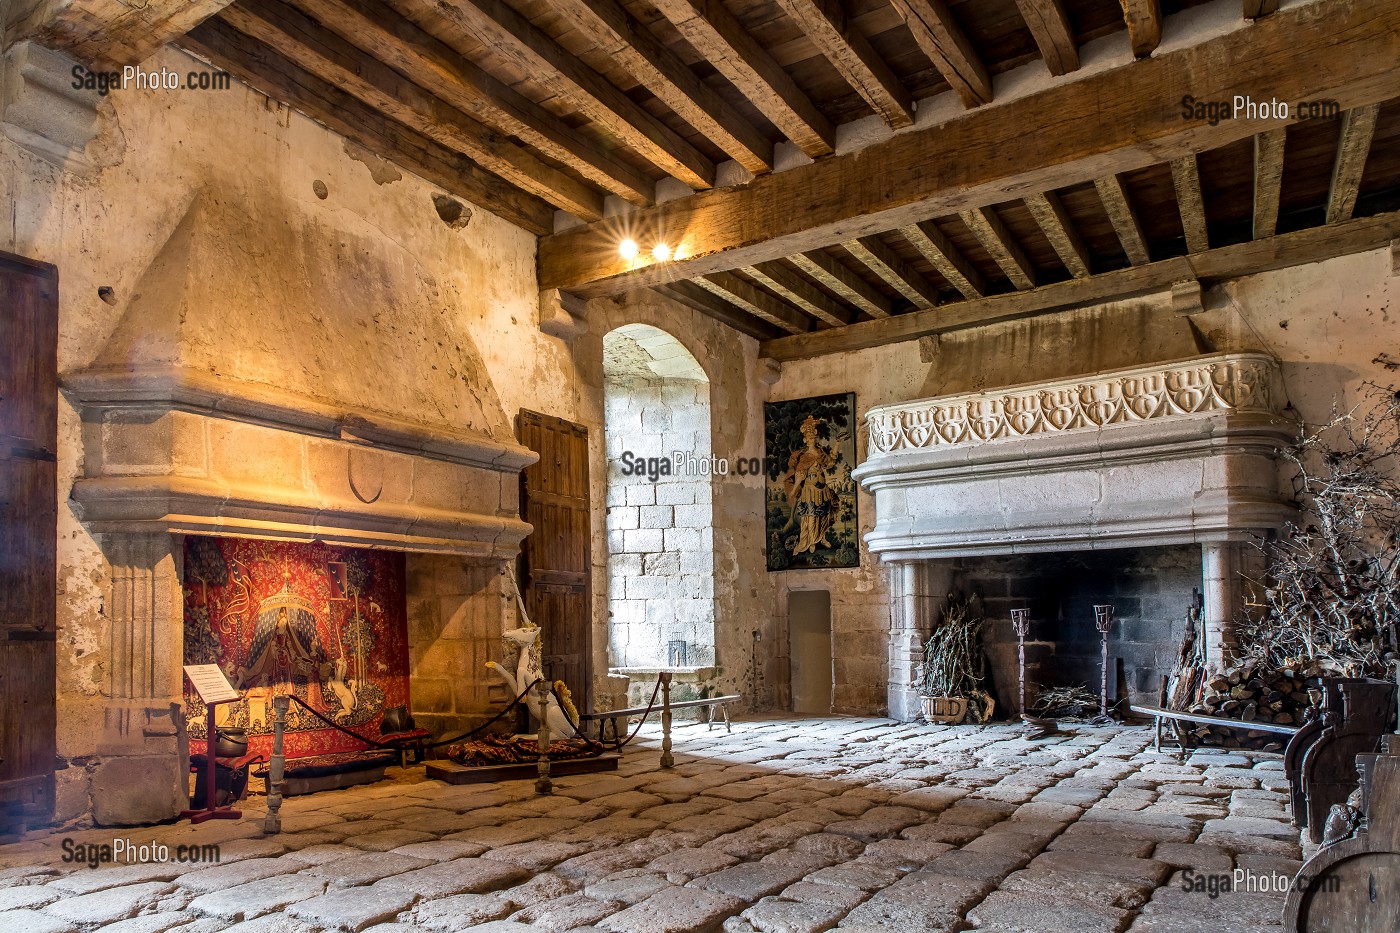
left=919, top=594, right=993, bottom=722
left=1239, top=383, right=1400, bottom=678
left=1032, top=684, right=1098, bottom=719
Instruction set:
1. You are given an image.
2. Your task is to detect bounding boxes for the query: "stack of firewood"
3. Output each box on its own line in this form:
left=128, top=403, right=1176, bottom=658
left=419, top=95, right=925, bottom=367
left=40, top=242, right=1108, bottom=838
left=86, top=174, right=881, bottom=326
left=1185, top=660, right=1322, bottom=747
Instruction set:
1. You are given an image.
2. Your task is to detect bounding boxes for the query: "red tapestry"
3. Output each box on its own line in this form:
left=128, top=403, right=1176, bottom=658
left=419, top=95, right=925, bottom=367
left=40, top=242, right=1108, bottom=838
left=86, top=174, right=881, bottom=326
left=182, top=537, right=409, bottom=759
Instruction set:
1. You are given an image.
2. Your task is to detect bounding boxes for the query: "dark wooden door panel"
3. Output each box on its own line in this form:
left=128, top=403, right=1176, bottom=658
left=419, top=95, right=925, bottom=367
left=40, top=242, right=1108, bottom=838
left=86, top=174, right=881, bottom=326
left=0, top=250, right=58, bottom=835
left=518, top=410, right=591, bottom=711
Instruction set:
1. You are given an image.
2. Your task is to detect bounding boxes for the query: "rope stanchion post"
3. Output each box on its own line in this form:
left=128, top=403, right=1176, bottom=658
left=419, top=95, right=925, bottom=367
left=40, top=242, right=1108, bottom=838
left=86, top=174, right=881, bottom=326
left=660, top=672, right=674, bottom=768
left=534, top=679, right=553, bottom=794
left=263, top=694, right=289, bottom=834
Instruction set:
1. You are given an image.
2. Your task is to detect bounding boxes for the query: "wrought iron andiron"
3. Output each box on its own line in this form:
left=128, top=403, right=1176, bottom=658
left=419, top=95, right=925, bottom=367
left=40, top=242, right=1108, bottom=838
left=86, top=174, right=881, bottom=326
left=1094, top=604, right=1115, bottom=721
left=1010, top=608, right=1031, bottom=718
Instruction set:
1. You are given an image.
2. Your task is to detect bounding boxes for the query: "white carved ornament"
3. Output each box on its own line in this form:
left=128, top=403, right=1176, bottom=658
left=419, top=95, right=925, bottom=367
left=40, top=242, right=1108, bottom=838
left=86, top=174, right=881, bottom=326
left=866, top=354, right=1281, bottom=455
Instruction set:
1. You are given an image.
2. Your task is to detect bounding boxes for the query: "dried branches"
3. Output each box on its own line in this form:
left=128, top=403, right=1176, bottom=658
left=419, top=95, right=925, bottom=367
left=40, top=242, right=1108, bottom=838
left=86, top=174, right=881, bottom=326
left=919, top=594, right=993, bottom=721
left=1239, top=383, right=1400, bottom=677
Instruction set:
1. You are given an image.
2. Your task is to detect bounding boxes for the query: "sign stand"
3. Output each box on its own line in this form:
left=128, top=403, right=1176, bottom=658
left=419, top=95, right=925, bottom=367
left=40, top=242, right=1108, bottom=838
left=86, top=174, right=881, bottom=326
left=180, top=664, right=244, bottom=824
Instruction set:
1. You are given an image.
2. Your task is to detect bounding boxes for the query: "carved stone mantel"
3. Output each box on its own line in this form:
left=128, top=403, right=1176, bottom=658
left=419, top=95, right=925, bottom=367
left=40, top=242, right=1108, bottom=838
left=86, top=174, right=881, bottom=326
left=63, top=365, right=537, bottom=557
left=853, top=352, right=1297, bottom=560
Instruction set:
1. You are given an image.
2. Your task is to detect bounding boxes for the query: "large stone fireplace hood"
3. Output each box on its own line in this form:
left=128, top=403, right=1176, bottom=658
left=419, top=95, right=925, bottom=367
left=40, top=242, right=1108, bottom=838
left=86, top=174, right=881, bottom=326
left=852, top=352, right=1295, bottom=559
left=852, top=352, right=1298, bottom=720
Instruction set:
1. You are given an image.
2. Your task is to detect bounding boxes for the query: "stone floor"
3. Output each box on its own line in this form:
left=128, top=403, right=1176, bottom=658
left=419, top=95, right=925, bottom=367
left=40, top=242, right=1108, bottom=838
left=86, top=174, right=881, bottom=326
left=0, top=717, right=1303, bottom=933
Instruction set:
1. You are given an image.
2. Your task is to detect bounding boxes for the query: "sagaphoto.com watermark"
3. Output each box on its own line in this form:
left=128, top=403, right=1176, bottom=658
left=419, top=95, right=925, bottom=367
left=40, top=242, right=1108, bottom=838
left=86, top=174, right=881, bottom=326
left=1180, top=93, right=1339, bottom=126
left=616, top=451, right=765, bottom=481
left=1180, top=867, right=1339, bottom=899
left=61, top=837, right=221, bottom=869
left=72, top=65, right=232, bottom=97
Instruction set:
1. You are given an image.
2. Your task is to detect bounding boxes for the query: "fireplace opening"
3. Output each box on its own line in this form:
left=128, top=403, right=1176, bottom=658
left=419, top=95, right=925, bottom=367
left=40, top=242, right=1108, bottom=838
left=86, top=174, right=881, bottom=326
left=952, top=544, right=1204, bottom=717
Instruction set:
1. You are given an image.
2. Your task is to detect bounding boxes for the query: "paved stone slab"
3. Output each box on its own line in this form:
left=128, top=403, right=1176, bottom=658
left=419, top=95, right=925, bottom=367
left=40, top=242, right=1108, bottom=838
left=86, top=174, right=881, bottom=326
left=584, top=869, right=673, bottom=905
left=188, top=874, right=328, bottom=922
left=0, top=908, right=76, bottom=933
left=372, top=858, right=526, bottom=898
left=740, top=896, right=846, bottom=933
left=176, top=857, right=304, bottom=894
left=925, top=847, right=1026, bottom=882
left=481, top=840, right=585, bottom=872
left=690, top=860, right=814, bottom=901
left=600, top=884, right=745, bottom=933
left=967, top=889, right=1133, bottom=932
left=387, top=839, right=487, bottom=862
left=287, top=885, right=418, bottom=931
left=44, top=881, right=171, bottom=925
left=409, top=892, right=513, bottom=931
left=648, top=847, right=740, bottom=882
left=804, top=862, right=903, bottom=892
left=1030, top=850, right=1172, bottom=886
left=308, top=852, right=433, bottom=886
left=510, top=892, right=621, bottom=929
left=0, top=885, right=59, bottom=909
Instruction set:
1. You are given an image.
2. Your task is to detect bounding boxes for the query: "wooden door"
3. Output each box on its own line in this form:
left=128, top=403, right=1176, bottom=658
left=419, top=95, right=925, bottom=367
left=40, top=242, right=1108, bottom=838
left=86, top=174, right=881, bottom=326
left=517, top=410, right=592, bottom=711
left=0, top=252, right=58, bottom=836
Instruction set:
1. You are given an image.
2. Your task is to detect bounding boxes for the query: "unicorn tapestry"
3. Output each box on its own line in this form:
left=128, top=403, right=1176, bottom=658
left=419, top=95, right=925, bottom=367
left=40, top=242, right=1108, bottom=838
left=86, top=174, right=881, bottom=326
left=181, top=536, right=409, bottom=758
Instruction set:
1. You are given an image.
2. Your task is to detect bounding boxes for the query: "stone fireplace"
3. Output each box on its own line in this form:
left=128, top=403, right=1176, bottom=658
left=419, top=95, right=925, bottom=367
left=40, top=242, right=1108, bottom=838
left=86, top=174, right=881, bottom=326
left=852, top=352, right=1296, bottom=721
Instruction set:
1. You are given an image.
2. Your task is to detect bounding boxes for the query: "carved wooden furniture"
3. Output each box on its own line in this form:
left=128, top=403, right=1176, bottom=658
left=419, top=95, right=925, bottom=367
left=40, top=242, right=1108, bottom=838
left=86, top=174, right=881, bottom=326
left=1285, top=677, right=1397, bottom=844
left=1285, top=734, right=1400, bottom=931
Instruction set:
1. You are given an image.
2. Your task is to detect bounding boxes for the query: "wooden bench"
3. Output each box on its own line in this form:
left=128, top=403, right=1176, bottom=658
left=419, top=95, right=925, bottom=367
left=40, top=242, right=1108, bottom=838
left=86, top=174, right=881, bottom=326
left=580, top=693, right=742, bottom=743
left=1130, top=703, right=1300, bottom=755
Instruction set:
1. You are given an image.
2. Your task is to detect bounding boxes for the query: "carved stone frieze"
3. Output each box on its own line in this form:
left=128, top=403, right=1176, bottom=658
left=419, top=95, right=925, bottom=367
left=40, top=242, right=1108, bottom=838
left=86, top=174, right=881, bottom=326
left=866, top=353, right=1281, bottom=456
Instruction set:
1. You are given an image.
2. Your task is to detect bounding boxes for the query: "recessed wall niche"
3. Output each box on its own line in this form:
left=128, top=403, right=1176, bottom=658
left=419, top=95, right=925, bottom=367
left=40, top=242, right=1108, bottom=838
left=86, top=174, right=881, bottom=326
left=181, top=536, right=409, bottom=759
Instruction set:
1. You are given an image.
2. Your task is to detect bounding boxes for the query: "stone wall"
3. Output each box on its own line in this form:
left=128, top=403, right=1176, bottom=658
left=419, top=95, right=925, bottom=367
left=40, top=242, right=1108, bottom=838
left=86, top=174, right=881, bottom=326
left=772, top=249, right=1400, bottom=718
left=603, top=327, right=716, bottom=669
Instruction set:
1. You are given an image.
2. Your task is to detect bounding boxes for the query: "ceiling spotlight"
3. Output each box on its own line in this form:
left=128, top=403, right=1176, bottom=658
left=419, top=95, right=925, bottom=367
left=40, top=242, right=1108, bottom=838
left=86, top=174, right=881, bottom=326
left=618, top=238, right=639, bottom=260
left=652, top=242, right=672, bottom=262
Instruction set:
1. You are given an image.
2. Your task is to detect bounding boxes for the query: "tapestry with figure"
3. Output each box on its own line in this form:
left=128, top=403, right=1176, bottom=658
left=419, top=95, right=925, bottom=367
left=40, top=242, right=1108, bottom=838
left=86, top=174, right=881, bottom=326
left=182, top=536, right=409, bottom=758
left=764, top=392, right=860, bottom=570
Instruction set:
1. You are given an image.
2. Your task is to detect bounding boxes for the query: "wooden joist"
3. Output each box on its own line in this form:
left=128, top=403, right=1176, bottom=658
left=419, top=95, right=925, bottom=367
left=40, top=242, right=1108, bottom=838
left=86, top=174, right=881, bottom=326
left=775, top=0, right=916, bottom=128
left=1326, top=104, right=1381, bottom=224
left=960, top=206, right=1036, bottom=289
left=658, top=283, right=783, bottom=340
left=843, top=237, right=940, bottom=309
left=1014, top=0, right=1079, bottom=76
left=222, top=0, right=605, bottom=220
left=548, top=0, right=774, bottom=175
left=1095, top=174, right=1151, bottom=266
left=9, top=0, right=236, bottom=67
left=650, top=0, right=835, bottom=158
left=899, top=221, right=985, bottom=299
left=790, top=251, right=894, bottom=318
left=539, top=0, right=1400, bottom=297
left=692, top=272, right=813, bottom=334
left=178, top=20, right=555, bottom=235
left=1118, top=0, right=1162, bottom=58
left=890, top=0, right=992, bottom=108
left=287, top=0, right=654, bottom=206
left=1171, top=154, right=1210, bottom=253
left=761, top=210, right=1400, bottom=360
left=433, top=0, right=715, bottom=189
left=743, top=261, right=853, bottom=327
left=1252, top=128, right=1287, bottom=238
left=1024, top=191, right=1090, bottom=278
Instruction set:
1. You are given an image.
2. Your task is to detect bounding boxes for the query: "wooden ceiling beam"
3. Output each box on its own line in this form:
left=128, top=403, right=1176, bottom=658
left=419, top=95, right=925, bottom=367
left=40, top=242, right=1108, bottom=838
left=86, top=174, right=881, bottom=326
left=287, top=0, right=654, bottom=206
left=898, top=220, right=984, bottom=299
left=762, top=210, right=1400, bottom=360
left=775, top=0, right=916, bottom=128
left=1024, top=191, right=1090, bottom=278
left=650, top=0, right=835, bottom=158
left=1014, top=0, right=1079, bottom=76
left=549, top=0, right=773, bottom=175
left=1326, top=104, right=1381, bottom=224
left=178, top=19, right=554, bottom=235
left=539, top=0, right=1400, bottom=297
left=1252, top=128, right=1287, bottom=238
left=961, top=206, right=1036, bottom=289
left=8, top=0, right=236, bottom=67
left=743, top=261, right=854, bottom=326
left=1118, top=0, right=1162, bottom=58
left=658, top=283, right=783, bottom=340
left=222, top=0, right=604, bottom=220
left=1243, top=0, right=1280, bottom=19
left=1171, top=154, right=1209, bottom=253
left=692, top=272, right=813, bottom=334
left=890, top=0, right=991, bottom=108
left=1095, top=174, right=1151, bottom=265
left=790, top=250, right=895, bottom=318
left=844, top=236, right=940, bottom=308
left=438, top=0, right=716, bottom=189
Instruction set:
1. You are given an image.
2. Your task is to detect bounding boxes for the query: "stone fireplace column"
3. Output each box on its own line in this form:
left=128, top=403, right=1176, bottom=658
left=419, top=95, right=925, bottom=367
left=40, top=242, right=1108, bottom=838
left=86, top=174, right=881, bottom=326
left=83, top=533, right=188, bottom=825
left=887, top=560, right=953, bottom=721
left=1201, top=542, right=1247, bottom=672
